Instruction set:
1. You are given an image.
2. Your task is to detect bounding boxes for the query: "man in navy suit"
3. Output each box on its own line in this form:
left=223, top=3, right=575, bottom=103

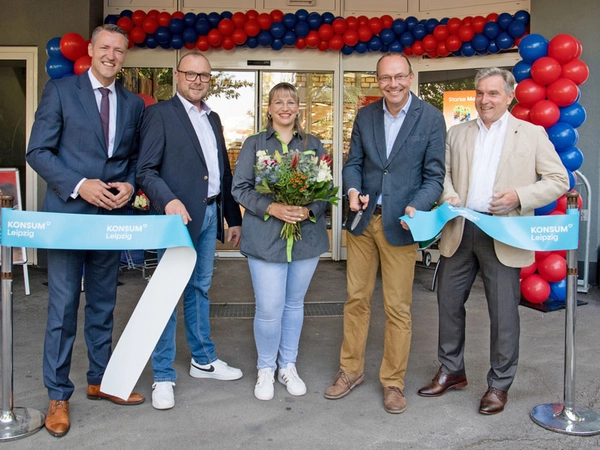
left=325, top=53, right=446, bottom=414
left=136, top=51, right=243, bottom=411
left=26, top=24, right=145, bottom=437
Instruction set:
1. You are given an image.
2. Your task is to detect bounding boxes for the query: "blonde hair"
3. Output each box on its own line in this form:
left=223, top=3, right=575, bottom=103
left=266, top=82, right=306, bottom=142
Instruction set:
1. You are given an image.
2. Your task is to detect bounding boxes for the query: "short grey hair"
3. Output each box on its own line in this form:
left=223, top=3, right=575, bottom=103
left=91, top=24, right=129, bottom=47
left=475, top=67, right=516, bottom=95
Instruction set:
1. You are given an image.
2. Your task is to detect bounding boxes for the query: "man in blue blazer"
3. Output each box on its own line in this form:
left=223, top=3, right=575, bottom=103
left=325, top=53, right=446, bottom=414
left=26, top=25, right=145, bottom=437
left=136, top=51, right=243, bottom=411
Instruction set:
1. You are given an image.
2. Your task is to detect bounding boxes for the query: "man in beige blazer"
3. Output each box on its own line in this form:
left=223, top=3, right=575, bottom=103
left=417, top=67, right=569, bottom=415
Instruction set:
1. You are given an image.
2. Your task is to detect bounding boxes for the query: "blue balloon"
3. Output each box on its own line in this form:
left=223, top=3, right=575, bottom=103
left=46, top=55, right=74, bottom=79
left=412, top=24, right=427, bottom=41
left=535, top=200, right=557, bottom=215
left=567, top=170, right=576, bottom=190
left=46, top=37, right=62, bottom=57
left=400, top=31, right=414, bottom=47
left=487, top=40, right=500, bottom=54
left=440, top=17, right=449, bottom=25
left=282, top=13, right=297, bottom=29
left=559, top=103, right=587, bottom=128
left=507, top=21, right=526, bottom=39
left=195, top=19, right=211, bottom=35
left=159, top=42, right=171, bottom=50
left=145, top=34, right=158, bottom=49
left=207, top=12, right=221, bottom=28
left=405, top=16, right=419, bottom=30
left=460, top=42, right=476, bottom=57
left=270, top=22, right=285, bottom=39
left=283, top=30, right=297, bottom=46
left=257, top=30, right=273, bottom=47
left=170, top=34, right=184, bottom=49
left=307, top=12, right=323, bottom=30
left=559, top=147, right=584, bottom=172
left=549, top=279, right=567, bottom=301
left=392, top=19, right=407, bottom=35
left=169, top=18, right=184, bottom=34
left=381, top=44, right=389, bottom=53
left=104, top=14, right=119, bottom=25
left=380, top=28, right=395, bottom=45
left=119, top=9, right=133, bottom=18
left=513, top=60, right=532, bottom=82
left=497, top=12, right=513, bottom=30
left=342, top=45, right=354, bottom=55
left=197, top=13, right=208, bottom=21
left=368, top=36, right=383, bottom=52
left=419, top=19, right=427, bottom=26
left=514, top=10, right=531, bottom=25
left=425, top=18, right=439, bottom=33
left=295, top=22, right=310, bottom=38
left=389, top=39, right=403, bottom=53
left=246, top=37, right=258, bottom=48
left=322, top=12, right=335, bottom=24
left=295, top=9, right=309, bottom=22
left=472, top=34, right=489, bottom=52
left=518, top=34, right=548, bottom=63
left=575, top=87, right=581, bottom=102
left=220, top=11, right=232, bottom=20
left=182, top=28, right=198, bottom=44
left=496, top=32, right=514, bottom=50
left=548, top=122, right=579, bottom=150
left=271, top=38, right=284, bottom=51
left=155, top=27, right=171, bottom=44
left=355, top=42, right=367, bottom=54
left=483, top=22, right=500, bottom=40
left=184, top=12, right=197, bottom=28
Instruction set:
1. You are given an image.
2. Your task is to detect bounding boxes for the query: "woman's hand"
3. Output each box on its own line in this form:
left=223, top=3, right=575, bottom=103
left=268, top=203, right=309, bottom=223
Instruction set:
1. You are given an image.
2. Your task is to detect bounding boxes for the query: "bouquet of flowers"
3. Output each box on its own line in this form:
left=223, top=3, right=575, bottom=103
left=255, top=149, right=339, bottom=261
left=132, top=189, right=150, bottom=211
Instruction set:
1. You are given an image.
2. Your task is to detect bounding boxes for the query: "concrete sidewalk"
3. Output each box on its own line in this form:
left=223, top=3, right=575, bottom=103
left=3, top=259, right=600, bottom=449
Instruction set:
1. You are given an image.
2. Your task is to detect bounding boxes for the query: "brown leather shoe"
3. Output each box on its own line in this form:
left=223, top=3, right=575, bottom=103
left=417, top=370, right=468, bottom=397
left=45, top=400, right=70, bottom=437
left=479, top=387, right=508, bottom=415
left=87, top=384, right=145, bottom=405
left=324, top=370, right=365, bottom=399
left=383, top=386, right=406, bottom=414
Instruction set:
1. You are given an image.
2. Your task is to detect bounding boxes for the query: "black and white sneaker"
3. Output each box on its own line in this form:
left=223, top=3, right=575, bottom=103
left=189, top=358, right=243, bottom=380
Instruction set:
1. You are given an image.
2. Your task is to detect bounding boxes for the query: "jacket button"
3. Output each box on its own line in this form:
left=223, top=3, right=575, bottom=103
left=383, top=170, right=388, bottom=174
left=204, top=176, right=208, bottom=180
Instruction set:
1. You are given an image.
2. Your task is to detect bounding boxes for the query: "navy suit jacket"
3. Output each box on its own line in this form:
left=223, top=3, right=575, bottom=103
left=136, top=95, right=242, bottom=244
left=343, top=93, right=446, bottom=246
left=26, top=71, right=144, bottom=215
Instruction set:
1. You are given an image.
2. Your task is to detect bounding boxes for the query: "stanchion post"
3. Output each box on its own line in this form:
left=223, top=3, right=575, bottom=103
left=530, top=192, right=600, bottom=435
left=0, top=195, right=45, bottom=440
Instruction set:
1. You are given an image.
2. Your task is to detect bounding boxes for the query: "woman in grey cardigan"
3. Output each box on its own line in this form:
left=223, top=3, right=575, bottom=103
left=232, top=83, right=330, bottom=401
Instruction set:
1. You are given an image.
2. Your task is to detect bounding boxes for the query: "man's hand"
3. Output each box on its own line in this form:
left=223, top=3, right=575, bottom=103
left=489, top=189, right=520, bottom=215
left=79, top=179, right=119, bottom=210
left=107, top=182, right=134, bottom=209
left=400, top=206, right=416, bottom=230
left=446, top=196, right=461, bottom=207
left=227, top=226, right=241, bottom=248
left=349, top=189, right=369, bottom=212
left=165, top=199, right=192, bottom=225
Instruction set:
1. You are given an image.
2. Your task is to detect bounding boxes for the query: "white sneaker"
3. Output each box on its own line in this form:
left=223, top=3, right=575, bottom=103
left=277, top=363, right=307, bottom=396
left=189, top=358, right=243, bottom=381
left=152, top=382, right=175, bottom=410
left=254, top=368, right=275, bottom=401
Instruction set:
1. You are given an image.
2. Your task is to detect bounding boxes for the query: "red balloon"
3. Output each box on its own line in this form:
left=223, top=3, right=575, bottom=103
left=555, top=191, right=583, bottom=212
left=486, top=13, right=499, bottom=22
left=245, top=10, right=259, bottom=21
left=131, top=10, right=147, bottom=26
left=343, top=29, right=359, bottom=47
left=561, top=59, right=590, bottom=85
left=462, top=16, right=473, bottom=26
left=318, top=40, right=329, bottom=52
left=231, top=28, right=247, bottom=45
left=332, top=18, right=347, bottom=35
left=129, top=27, right=146, bottom=45
left=142, top=16, right=159, bottom=34
left=457, top=25, right=475, bottom=42
left=232, top=12, right=247, bottom=28
left=147, top=9, right=159, bottom=18
left=157, top=12, right=172, bottom=27
left=521, top=274, right=550, bottom=304
left=548, top=34, right=580, bottom=65
left=368, top=17, right=383, bottom=35
left=270, top=9, right=284, bottom=22
left=305, top=30, right=320, bottom=48
left=445, top=34, right=462, bottom=52
left=553, top=250, right=568, bottom=258
left=515, top=78, right=547, bottom=107
left=329, top=35, right=344, bottom=51
left=433, top=25, right=449, bottom=42
left=196, top=36, right=210, bottom=52
left=346, top=17, right=359, bottom=30
left=116, top=17, right=134, bottom=34
left=222, top=36, right=235, bottom=50
left=257, top=13, right=272, bottom=31
left=244, top=20, right=260, bottom=37
left=520, top=261, right=537, bottom=279
left=535, top=251, right=552, bottom=262
left=60, top=32, right=87, bottom=62
left=530, top=56, right=562, bottom=85
left=412, top=41, right=425, bottom=56
left=423, top=35, right=437, bottom=52
left=207, top=29, right=223, bottom=47
left=136, top=93, right=156, bottom=107
left=184, top=42, right=195, bottom=50
left=446, top=18, right=462, bottom=34
left=436, top=42, right=450, bottom=57
left=538, top=254, right=567, bottom=282
left=547, top=78, right=579, bottom=107
left=318, top=24, right=335, bottom=41
left=172, top=11, right=184, bottom=20
left=471, top=16, right=486, bottom=34
left=218, top=19, right=235, bottom=36
left=403, top=46, right=414, bottom=56
left=73, top=55, right=91, bottom=75
left=427, top=50, right=439, bottom=59
left=511, top=103, right=531, bottom=121
left=529, top=100, right=560, bottom=128
left=357, top=25, right=372, bottom=43
left=295, top=38, right=307, bottom=50
left=381, top=15, right=394, bottom=28
left=357, top=15, right=369, bottom=26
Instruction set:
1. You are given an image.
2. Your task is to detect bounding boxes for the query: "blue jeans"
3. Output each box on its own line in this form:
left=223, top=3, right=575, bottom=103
left=248, top=256, right=319, bottom=371
left=152, top=203, right=218, bottom=382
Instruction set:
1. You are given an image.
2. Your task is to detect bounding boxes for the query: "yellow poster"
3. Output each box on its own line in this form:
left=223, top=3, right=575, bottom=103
left=443, top=90, right=477, bottom=130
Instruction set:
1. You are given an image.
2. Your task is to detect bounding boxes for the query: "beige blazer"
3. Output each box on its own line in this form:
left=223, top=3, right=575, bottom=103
left=438, top=114, right=570, bottom=268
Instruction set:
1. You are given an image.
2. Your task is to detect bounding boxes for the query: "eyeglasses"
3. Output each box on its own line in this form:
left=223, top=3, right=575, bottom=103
left=378, top=73, right=411, bottom=84
left=178, top=71, right=211, bottom=83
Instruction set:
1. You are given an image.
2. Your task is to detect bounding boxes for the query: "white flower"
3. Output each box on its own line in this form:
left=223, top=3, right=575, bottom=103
left=316, top=160, right=333, bottom=182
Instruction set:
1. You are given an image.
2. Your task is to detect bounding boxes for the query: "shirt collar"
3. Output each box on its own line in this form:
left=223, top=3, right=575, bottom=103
left=265, top=126, right=299, bottom=140
left=87, top=70, right=115, bottom=93
left=477, top=110, right=510, bottom=131
left=177, top=92, right=211, bottom=115
left=382, top=93, right=412, bottom=118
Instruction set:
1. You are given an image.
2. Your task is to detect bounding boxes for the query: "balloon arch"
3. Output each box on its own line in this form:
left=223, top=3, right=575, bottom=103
left=45, top=9, right=589, bottom=304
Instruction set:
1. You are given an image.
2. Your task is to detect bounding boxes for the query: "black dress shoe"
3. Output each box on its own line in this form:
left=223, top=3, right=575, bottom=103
left=417, top=370, right=468, bottom=397
left=479, top=387, right=508, bottom=415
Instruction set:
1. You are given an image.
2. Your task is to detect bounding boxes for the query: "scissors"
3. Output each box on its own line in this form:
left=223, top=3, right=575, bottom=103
left=350, top=192, right=365, bottom=231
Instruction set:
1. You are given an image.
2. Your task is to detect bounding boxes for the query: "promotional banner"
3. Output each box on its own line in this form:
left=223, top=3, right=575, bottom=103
left=1, top=209, right=197, bottom=400
left=401, top=203, right=579, bottom=251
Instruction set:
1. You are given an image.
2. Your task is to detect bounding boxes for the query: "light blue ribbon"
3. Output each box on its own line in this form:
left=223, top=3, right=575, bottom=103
left=401, top=203, right=579, bottom=251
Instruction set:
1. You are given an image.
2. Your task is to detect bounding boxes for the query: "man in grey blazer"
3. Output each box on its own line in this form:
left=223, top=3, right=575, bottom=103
left=417, top=67, right=569, bottom=415
left=27, top=24, right=145, bottom=437
left=136, top=51, right=242, bottom=411
left=325, top=53, right=446, bottom=414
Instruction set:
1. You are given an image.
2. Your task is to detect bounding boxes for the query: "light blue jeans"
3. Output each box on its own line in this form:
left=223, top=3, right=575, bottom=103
left=152, top=203, right=218, bottom=382
left=247, top=256, right=320, bottom=371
